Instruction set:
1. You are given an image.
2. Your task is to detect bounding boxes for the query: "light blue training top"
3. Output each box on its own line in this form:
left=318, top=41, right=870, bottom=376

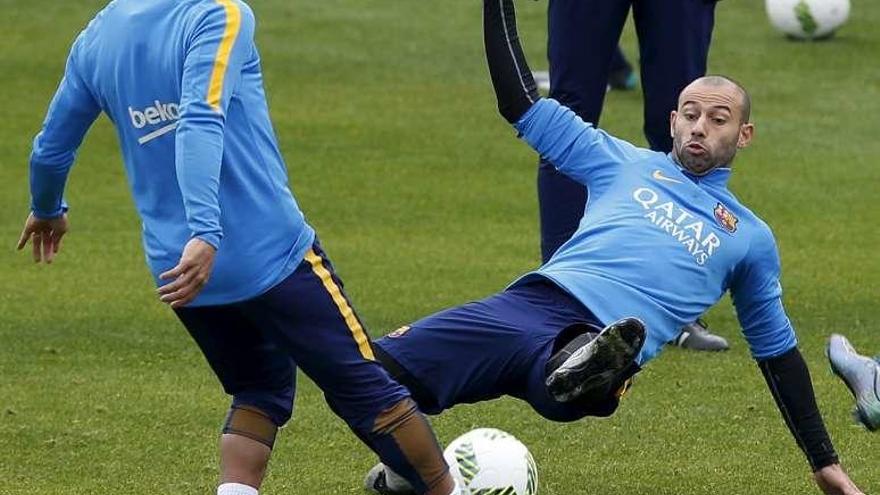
left=512, top=98, right=797, bottom=365
left=29, top=0, right=314, bottom=306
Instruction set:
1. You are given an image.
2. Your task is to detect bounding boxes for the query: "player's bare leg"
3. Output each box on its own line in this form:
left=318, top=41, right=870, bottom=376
left=364, top=398, right=459, bottom=495
left=219, top=434, right=271, bottom=492
left=216, top=405, right=278, bottom=495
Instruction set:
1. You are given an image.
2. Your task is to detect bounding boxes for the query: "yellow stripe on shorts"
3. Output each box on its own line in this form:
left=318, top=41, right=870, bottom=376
left=304, top=249, right=375, bottom=361
left=207, top=0, right=242, bottom=112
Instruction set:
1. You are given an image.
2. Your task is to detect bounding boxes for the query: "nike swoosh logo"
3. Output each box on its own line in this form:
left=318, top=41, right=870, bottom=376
left=652, top=169, right=683, bottom=184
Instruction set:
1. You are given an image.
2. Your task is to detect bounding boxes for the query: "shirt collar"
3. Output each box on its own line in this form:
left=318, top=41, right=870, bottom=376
left=667, top=153, right=732, bottom=188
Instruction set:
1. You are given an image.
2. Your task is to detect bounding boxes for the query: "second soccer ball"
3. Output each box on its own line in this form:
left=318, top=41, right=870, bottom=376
left=766, top=0, right=850, bottom=40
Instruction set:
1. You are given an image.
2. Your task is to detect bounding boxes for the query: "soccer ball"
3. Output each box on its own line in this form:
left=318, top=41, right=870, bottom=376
left=443, top=428, right=538, bottom=495
left=765, top=0, right=850, bottom=40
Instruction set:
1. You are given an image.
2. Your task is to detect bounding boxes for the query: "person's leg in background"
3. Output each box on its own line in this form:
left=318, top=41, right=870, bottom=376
left=243, top=244, right=458, bottom=495
left=608, top=45, right=638, bottom=91
left=633, top=0, right=716, bottom=153
left=632, top=0, right=728, bottom=351
left=539, top=0, right=632, bottom=263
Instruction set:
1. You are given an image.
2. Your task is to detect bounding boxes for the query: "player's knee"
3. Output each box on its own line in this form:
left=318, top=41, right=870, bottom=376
left=324, top=391, right=418, bottom=439
left=222, top=404, right=280, bottom=449
left=533, top=395, right=621, bottom=422
left=371, top=397, right=419, bottom=435
left=369, top=399, right=452, bottom=493
left=533, top=404, right=588, bottom=423
left=231, top=387, right=294, bottom=425
left=577, top=397, right=621, bottom=418
left=372, top=342, right=443, bottom=415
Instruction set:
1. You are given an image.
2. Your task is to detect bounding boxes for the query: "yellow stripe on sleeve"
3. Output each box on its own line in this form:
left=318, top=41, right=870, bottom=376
left=207, top=0, right=242, bottom=112
left=304, top=249, right=376, bottom=361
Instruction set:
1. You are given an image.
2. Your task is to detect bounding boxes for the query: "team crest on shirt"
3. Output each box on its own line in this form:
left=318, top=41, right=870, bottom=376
left=387, top=325, right=411, bottom=338
left=714, top=203, right=739, bottom=234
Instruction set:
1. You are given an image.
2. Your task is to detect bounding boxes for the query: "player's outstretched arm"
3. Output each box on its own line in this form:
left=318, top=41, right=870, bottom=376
left=20, top=36, right=100, bottom=264
left=482, top=0, right=647, bottom=188
left=482, top=0, right=540, bottom=124
left=758, top=349, right=863, bottom=494
left=734, top=233, right=863, bottom=494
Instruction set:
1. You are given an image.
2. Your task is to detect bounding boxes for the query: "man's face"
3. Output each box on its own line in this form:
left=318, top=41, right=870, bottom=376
left=670, top=81, right=754, bottom=175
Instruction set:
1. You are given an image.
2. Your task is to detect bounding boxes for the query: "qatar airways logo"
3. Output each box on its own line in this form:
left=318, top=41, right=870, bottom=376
left=632, top=187, right=721, bottom=266
left=128, top=101, right=180, bottom=145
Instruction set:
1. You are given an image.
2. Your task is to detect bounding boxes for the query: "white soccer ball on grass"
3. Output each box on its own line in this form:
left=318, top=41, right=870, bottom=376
left=443, top=428, right=538, bottom=495
left=766, top=0, right=850, bottom=40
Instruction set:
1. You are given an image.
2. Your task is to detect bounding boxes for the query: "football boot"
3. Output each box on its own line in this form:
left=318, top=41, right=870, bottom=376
left=363, top=463, right=415, bottom=495
left=673, top=319, right=730, bottom=352
left=827, top=334, right=880, bottom=431
left=546, top=317, right=645, bottom=402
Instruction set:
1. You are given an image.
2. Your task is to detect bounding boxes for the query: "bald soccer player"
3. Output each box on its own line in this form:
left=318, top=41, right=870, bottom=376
left=364, top=1, right=865, bottom=494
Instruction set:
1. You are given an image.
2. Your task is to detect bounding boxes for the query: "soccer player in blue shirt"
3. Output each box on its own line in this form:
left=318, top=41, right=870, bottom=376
left=541, top=0, right=729, bottom=352
left=16, top=1, right=462, bottom=494
left=365, top=1, right=864, bottom=494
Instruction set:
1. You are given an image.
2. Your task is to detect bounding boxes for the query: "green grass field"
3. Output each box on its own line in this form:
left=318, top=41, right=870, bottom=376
left=1, top=1, right=878, bottom=493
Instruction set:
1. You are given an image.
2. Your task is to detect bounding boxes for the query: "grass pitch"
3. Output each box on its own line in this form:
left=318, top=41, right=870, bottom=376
left=0, top=1, right=877, bottom=494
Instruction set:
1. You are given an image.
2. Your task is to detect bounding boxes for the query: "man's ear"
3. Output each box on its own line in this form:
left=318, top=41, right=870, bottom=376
left=737, top=123, right=755, bottom=149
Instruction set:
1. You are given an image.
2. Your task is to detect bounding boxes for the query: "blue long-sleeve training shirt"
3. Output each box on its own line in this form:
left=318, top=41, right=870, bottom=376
left=29, top=0, right=314, bottom=306
left=512, top=99, right=797, bottom=365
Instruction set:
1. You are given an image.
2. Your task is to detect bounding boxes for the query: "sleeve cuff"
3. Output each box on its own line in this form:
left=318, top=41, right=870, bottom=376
left=514, top=98, right=550, bottom=135
left=31, top=200, right=69, bottom=220
left=194, top=232, right=222, bottom=251
left=811, top=455, right=840, bottom=473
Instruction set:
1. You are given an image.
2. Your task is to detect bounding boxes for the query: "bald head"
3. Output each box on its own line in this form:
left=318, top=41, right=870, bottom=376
left=670, top=75, right=755, bottom=175
left=679, top=75, right=751, bottom=123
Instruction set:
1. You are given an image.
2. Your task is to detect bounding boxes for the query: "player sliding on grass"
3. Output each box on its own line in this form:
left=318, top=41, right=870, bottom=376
left=15, top=1, right=462, bottom=494
left=365, top=1, right=865, bottom=494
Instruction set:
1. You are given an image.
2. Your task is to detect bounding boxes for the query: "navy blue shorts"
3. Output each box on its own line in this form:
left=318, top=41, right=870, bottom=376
left=174, top=241, right=409, bottom=432
left=374, top=278, right=625, bottom=422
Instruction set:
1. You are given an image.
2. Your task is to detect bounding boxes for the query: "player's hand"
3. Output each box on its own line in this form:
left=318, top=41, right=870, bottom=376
left=157, top=238, right=217, bottom=308
left=814, top=464, right=864, bottom=495
left=16, top=212, right=69, bottom=264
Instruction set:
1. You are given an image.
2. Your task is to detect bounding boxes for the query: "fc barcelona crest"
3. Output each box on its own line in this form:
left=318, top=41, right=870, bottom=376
left=714, top=203, right=739, bottom=233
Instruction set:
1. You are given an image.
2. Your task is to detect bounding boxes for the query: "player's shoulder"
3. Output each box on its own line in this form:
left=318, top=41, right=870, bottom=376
left=74, top=0, right=120, bottom=45
left=724, top=192, right=779, bottom=256
left=717, top=186, right=761, bottom=223
left=639, top=149, right=676, bottom=166
left=714, top=185, right=776, bottom=239
left=66, top=1, right=123, bottom=72
left=188, top=0, right=255, bottom=23
left=748, top=212, right=777, bottom=249
left=183, top=0, right=256, bottom=42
